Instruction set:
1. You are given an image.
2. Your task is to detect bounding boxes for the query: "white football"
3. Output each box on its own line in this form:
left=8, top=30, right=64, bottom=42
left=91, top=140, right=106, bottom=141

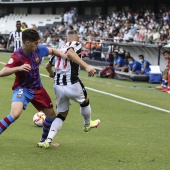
left=33, top=112, right=46, bottom=127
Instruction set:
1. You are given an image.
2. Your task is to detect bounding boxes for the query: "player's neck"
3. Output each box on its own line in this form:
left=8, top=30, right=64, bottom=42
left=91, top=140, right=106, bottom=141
left=22, top=46, right=32, bottom=55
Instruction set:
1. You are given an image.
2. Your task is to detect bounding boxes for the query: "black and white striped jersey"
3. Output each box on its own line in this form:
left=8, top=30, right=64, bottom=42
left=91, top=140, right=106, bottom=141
left=49, top=41, right=82, bottom=85
left=9, top=30, right=22, bottom=52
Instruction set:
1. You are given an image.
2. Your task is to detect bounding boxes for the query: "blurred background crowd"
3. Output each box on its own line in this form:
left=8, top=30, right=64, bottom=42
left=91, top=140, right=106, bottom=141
left=0, top=4, right=170, bottom=74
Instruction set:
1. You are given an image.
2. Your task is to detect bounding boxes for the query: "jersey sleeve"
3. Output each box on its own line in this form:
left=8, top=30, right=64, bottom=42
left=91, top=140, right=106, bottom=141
left=133, top=62, right=137, bottom=69
left=117, top=57, right=122, bottom=65
left=5, top=54, right=21, bottom=68
left=38, top=45, right=49, bottom=58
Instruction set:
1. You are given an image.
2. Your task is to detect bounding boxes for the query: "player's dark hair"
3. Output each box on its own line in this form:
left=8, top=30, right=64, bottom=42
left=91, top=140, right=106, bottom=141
left=22, top=29, right=39, bottom=43
left=113, top=51, right=118, bottom=55
left=67, top=30, right=78, bottom=36
left=138, top=54, right=144, bottom=59
left=16, top=20, right=21, bottom=24
left=127, top=56, right=134, bottom=60
left=163, top=50, right=170, bottom=55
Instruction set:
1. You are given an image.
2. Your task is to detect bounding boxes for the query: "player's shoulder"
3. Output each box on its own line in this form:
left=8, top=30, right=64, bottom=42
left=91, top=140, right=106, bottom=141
left=66, top=41, right=81, bottom=47
left=37, top=45, right=48, bottom=51
left=8, top=51, right=23, bottom=64
left=9, top=31, right=15, bottom=35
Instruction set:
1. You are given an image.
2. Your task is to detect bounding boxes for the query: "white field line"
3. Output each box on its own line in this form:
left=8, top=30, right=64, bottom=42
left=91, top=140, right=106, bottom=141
left=0, top=61, right=6, bottom=65
left=24, top=73, right=170, bottom=114
left=0, top=62, right=170, bottom=113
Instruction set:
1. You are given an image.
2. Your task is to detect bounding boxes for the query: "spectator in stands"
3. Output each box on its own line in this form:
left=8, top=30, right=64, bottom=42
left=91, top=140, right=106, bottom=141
left=138, top=54, right=151, bottom=75
left=46, top=35, right=53, bottom=46
left=152, top=28, right=160, bottom=44
left=2, top=7, right=170, bottom=47
left=37, top=29, right=44, bottom=44
left=127, top=56, right=141, bottom=74
left=21, top=22, right=27, bottom=31
left=146, top=28, right=153, bottom=43
left=32, top=24, right=44, bottom=43
left=66, top=24, right=73, bottom=34
left=156, top=50, right=170, bottom=91
left=55, top=23, right=65, bottom=35
left=123, top=29, right=134, bottom=42
left=113, top=51, right=126, bottom=71
left=159, top=29, right=168, bottom=46
left=7, top=20, right=22, bottom=52
left=81, top=47, right=89, bottom=58
left=58, top=37, right=65, bottom=48
left=63, top=11, right=68, bottom=25
left=90, top=42, right=101, bottom=61
left=72, top=7, right=78, bottom=22
left=43, top=27, right=50, bottom=42
left=60, top=13, right=64, bottom=25
left=68, top=10, right=74, bottom=26
left=32, top=24, right=37, bottom=31
left=133, top=31, right=143, bottom=43
left=139, top=26, right=147, bottom=40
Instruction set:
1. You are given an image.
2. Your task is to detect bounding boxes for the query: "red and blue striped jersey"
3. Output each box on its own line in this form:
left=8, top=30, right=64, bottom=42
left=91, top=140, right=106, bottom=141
left=5, top=45, right=49, bottom=90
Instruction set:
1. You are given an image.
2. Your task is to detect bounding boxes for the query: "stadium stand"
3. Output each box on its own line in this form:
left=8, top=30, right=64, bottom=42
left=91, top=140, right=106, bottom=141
left=0, top=14, right=62, bottom=34
left=0, top=1, right=170, bottom=76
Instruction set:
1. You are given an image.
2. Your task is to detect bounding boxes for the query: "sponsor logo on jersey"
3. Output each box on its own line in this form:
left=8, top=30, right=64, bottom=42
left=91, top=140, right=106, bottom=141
left=8, top=58, right=14, bottom=64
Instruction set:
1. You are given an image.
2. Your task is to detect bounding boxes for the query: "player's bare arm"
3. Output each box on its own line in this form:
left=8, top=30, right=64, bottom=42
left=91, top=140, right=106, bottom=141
left=0, top=64, right=31, bottom=77
left=45, top=62, right=54, bottom=78
left=67, top=48, right=96, bottom=76
left=48, top=48, right=67, bottom=60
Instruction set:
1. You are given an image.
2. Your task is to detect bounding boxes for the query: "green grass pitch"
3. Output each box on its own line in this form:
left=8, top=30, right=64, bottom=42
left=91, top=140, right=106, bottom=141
left=0, top=52, right=170, bottom=170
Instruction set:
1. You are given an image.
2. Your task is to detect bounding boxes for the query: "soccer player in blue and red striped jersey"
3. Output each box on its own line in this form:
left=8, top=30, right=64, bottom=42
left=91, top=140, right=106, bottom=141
left=0, top=29, right=67, bottom=144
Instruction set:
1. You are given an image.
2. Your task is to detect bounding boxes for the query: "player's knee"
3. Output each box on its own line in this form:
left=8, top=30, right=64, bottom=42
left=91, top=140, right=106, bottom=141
left=80, top=99, right=89, bottom=107
left=56, top=114, right=66, bottom=121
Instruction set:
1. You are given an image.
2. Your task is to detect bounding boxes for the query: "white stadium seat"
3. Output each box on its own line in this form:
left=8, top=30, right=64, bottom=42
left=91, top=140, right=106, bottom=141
left=0, top=14, right=62, bottom=33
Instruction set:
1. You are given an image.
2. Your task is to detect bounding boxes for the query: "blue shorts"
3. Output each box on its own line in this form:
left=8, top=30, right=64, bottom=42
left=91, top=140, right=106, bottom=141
left=12, top=87, right=53, bottom=110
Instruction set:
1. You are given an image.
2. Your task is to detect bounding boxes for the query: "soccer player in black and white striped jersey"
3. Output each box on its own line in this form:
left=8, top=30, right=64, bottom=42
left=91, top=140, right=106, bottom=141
left=37, top=30, right=100, bottom=148
left=7, top=20, right=22, bottom=52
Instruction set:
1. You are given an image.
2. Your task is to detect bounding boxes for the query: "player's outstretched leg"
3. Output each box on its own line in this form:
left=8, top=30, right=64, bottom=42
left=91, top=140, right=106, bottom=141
left=0, top=115, right=15, bottom=134
left=37, top=115, right=65, bottom=148
left=39, top=117, right=55, bottom=142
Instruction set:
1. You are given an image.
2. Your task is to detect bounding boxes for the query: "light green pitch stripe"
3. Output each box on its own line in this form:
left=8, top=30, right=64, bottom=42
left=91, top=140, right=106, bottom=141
left=0, top=61, right=169, bottom=113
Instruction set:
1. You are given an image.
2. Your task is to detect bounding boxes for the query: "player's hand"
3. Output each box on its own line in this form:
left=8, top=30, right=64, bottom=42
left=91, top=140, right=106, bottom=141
left=85, top=66, right=96, bottom=77
left=49, top=72, right=55, bottom=78
left=19, top=64, right=31, bottom=72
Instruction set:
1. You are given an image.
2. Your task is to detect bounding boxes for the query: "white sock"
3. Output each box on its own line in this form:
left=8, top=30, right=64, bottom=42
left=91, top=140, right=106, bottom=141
left=46, top=118, right=63, bottom=142
left=80, top=104, right=91, bottom=126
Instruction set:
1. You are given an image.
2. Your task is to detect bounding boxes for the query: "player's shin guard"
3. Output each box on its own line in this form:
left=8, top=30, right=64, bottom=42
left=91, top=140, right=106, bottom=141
left=0, top=114, right=15, bottom=134
left=80, top=100, right=91, bottom=126
left=40, top=117, right=55, bottom=142
left=46, top=115, right=65, bottom=143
